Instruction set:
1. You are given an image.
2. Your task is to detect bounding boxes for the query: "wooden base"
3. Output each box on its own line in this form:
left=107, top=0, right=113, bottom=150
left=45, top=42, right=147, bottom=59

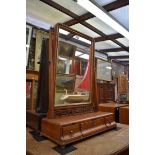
left=26, top=110, right=46, bottom=131
left=41, top=111, right=117, bottom=146
left=27, top=123, right=129, bottom=155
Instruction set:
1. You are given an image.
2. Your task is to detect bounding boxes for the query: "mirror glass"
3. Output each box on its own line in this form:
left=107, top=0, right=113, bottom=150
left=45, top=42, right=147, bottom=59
left=96, top=59, right=112, bottom=81
left=111, top=62, right=124, bottom=77
left=54, top=27, right=92, bottom=106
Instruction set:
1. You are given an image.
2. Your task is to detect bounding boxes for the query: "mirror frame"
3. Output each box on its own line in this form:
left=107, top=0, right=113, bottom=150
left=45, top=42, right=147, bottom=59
left=47, top=24, right=98, bottom=118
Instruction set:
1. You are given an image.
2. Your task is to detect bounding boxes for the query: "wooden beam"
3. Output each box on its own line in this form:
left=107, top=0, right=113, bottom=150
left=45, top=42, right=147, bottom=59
left=41, top=0, right=128, bottom=52
left=112, top=40, right=129, bottom=52
left=40, top=0, right=78, bottom=18
left=119, top=62, right=129, bottom=66
left=104, top=0, right=129, bottom=12
left=95, top=50, right=109, bottom=57
left=64, top=0, right=129, bottom=26
left=64, top=12, right=94, bottom=26
left=99, top=47, right=129, bottom=53
left=118, top=60, right=129, bottom=62
left=112, top=59, right=129, bottom=66
left=95, top=33, right=123, bottom=42
left=79, top=22, right=128, bottom=52
left=109, top=55, right=129, bottom=59
left=81, top=21, right=107, bottom=37
left=65, top=33, right=75, bottom=40
left=40, top=0, right=106, bottom=36
left=111, top=59, right=123, bottom=65
left=59, top=33, right=90, bottom=47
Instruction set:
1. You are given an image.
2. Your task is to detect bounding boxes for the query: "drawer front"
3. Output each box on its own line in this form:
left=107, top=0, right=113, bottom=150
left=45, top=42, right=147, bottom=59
left=62, top=124, right=82, bottom=141
left=105, top=115, right=114, bottom=126
left=95, top=117, right=105, bottom=126
left=81, top=120, right=94, bottom=130
left=81, top=120, right=96, bottom=136
left=81, top=118, right=106, bottom=136
left=81, top=118, right=105, bottom=129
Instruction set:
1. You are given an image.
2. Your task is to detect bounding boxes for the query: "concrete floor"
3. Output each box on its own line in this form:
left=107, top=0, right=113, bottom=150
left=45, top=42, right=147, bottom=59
left=26, top=123, right=129, bottom=155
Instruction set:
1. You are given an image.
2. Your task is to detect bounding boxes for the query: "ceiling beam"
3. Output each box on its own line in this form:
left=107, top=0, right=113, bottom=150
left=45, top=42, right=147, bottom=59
left=40, top=0, right=78, bottom=18
left=59, top=33, right=90, bottom=47
left=118, top=61, right=129, bottom=63
left=95, top=50, right=109, bottom=57
left=73, top=21, right=129, bottom=51
left=112, top=40, right=129, bottom=51
left=40, top=0, right=107, bottom=37
left=40, top=0, right=106, bottom=36
left=80, top=21, right=107, bottom=37
left=65, top=33, right=75, bottom=40
left=95, top=33, right=123, bottom=42
left=112, top=59, right=129, bottom=66
left=111, top=59, right=123, bottom=65
left=99, top=47, right=129, bottom=53
left=109, top=55, right=129, bottom=59
left=64, top=0, right=129, bottom=26
left=119, top=62, right=129, bottom=66
left=40, top=0, right=128, bottom=52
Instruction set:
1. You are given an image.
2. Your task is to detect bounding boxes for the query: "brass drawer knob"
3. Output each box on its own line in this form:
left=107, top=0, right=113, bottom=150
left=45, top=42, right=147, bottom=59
left=70, top=130, right=73, bottom=134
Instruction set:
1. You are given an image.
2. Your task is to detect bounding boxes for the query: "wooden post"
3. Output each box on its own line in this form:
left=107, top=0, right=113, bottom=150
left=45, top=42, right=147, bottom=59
left=31, top=79, right=35, bottom=110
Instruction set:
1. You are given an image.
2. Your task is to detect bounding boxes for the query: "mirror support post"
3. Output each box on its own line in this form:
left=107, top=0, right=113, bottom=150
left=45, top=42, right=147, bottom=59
left=47, top=26, right=59, bottom=119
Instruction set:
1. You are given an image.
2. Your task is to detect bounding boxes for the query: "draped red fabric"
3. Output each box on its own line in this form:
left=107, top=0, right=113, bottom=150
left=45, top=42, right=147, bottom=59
left=78, top=58, right=90, bottom=90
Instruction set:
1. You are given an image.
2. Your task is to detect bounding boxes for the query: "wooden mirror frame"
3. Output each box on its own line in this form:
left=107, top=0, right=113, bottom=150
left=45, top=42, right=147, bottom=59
left=47, top=24, right=98, bottom=118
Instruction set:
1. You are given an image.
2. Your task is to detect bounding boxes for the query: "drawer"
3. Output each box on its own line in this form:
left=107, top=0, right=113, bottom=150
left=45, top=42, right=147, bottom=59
left=105, top=115, right=114, bottom=126
left=81, top=118, right=106, bottom=136
left=95, top=117, right=105, bottom=126
left=94, top=117, right=107, bottom=132
left=81, top=120, right=95, bottom=130
left=62, top=124, right=82, bottom=141
left=81, top=120, right=96, bottom=136
left=81, top=118, right=106, bottom=130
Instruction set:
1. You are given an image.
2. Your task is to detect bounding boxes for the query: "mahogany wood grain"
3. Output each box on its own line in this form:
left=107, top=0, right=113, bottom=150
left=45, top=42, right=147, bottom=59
left=98, top=103, right=128, bottom=123
left=119, top=106, right=129, bottom=125
left=97, top=82, right=115, bottom=103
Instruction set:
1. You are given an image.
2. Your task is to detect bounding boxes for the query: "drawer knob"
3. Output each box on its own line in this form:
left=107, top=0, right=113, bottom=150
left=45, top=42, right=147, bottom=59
left=70, top=130, right=73, bottom=134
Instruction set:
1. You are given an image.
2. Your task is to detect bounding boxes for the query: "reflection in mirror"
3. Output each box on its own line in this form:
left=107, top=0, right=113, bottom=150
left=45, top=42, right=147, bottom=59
left=111, top=62, right=124, bottom=77
left=96, top=59, right=112, bottom=81
left=55, top=27, right=92, bottom=106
